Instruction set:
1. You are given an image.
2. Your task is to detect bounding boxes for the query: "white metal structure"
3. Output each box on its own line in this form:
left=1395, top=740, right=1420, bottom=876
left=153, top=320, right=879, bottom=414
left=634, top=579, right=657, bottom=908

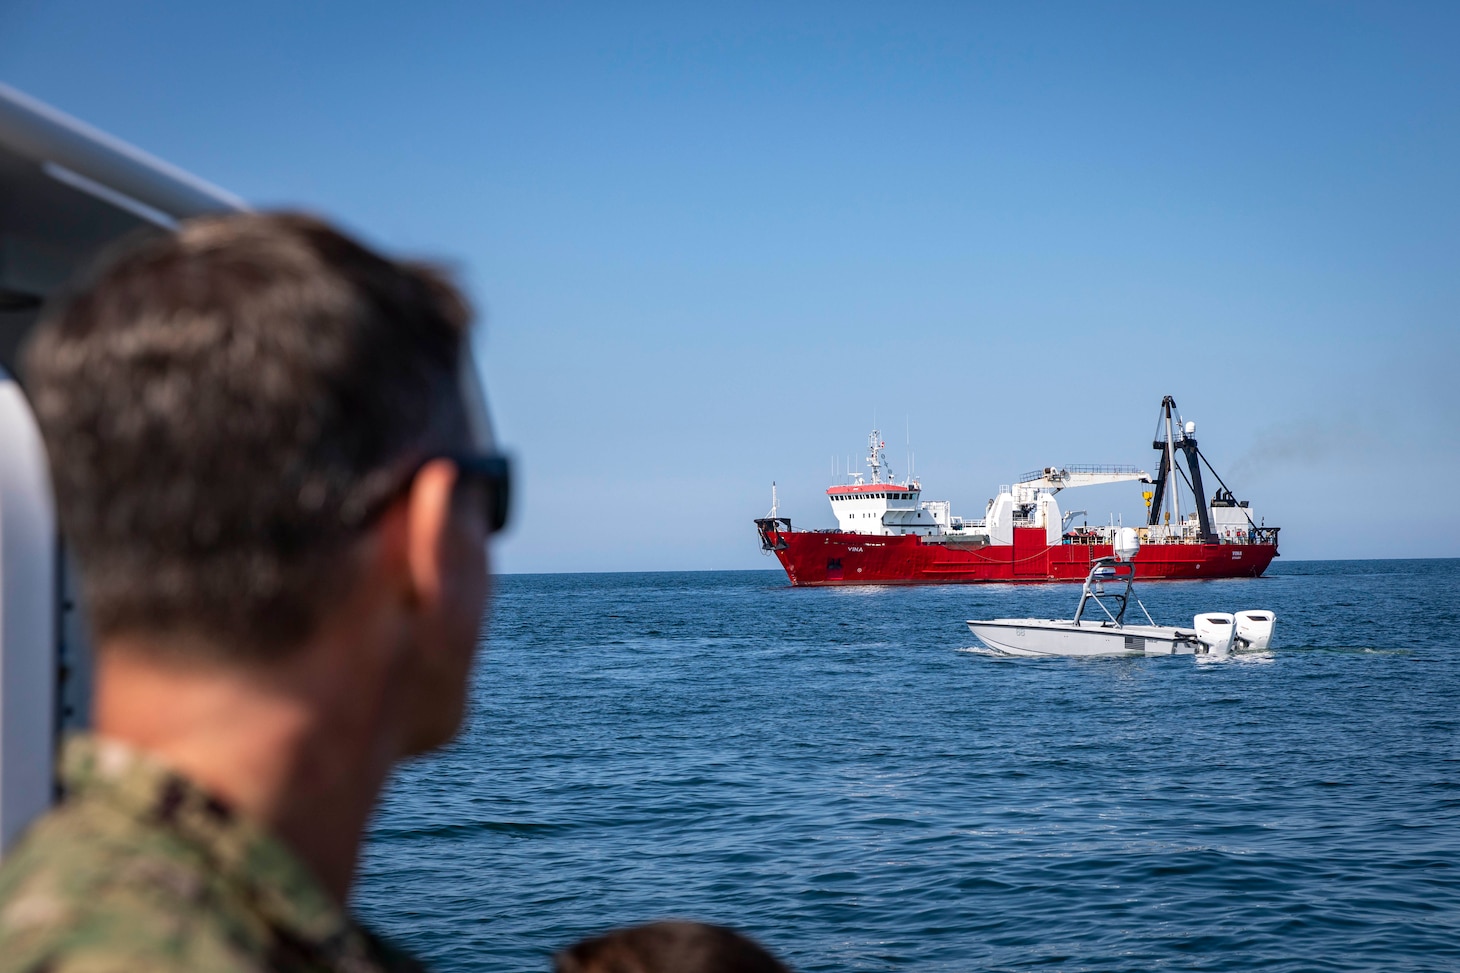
left=0, top=366, right=55, bottom=851
left=0, top=84, right=242, bottom=854
left=965, top=529, right=1277, bottom=658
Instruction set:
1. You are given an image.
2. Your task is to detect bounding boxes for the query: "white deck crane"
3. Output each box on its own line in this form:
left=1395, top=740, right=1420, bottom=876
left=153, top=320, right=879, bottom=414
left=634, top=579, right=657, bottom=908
left=973, top=465, right=1155, bottom=547
left=1011, top=465, right=1152, bottom=504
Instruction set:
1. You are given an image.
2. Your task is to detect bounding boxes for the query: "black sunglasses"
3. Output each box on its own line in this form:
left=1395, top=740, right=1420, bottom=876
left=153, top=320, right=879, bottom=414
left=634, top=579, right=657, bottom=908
left=345, top=451, right=512, bottom=534
left=443, top=451, right=512, bottom=535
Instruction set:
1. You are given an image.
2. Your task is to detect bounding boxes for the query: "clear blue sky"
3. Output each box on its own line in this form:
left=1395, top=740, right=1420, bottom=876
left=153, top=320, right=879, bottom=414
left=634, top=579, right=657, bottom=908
left=4, top=3, right=1457, bottom=571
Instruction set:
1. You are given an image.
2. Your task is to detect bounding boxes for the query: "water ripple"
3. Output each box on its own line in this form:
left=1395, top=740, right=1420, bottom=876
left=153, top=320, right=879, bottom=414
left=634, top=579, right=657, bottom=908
left=357, top=559, right=1460, bottom=972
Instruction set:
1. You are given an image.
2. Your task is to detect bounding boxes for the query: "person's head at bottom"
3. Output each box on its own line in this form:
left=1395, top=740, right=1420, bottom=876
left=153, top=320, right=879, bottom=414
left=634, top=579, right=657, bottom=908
left=554, top=921, right=792, bottom=973
left=24, top=211, right=506, bottom=901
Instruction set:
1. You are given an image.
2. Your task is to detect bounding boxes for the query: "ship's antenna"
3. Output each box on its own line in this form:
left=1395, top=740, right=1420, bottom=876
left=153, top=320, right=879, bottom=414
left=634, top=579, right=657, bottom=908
left=867, top=428, right=890, bottom=484
left=769, top=481, right=778, bottom=518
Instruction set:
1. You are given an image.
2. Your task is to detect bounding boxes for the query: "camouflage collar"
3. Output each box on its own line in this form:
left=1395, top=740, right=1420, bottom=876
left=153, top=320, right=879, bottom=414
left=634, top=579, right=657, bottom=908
left=59, top=733, right=367, bottom=958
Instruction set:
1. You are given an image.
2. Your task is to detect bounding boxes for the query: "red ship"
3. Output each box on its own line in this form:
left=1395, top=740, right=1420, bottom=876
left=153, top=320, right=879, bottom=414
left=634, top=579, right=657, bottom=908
left=755, top=396, right=1279, bottom=585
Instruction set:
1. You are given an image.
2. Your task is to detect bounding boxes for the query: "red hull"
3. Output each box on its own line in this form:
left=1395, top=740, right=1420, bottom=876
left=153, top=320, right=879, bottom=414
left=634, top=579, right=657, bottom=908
left=759, top=524, right=1277, bottom=585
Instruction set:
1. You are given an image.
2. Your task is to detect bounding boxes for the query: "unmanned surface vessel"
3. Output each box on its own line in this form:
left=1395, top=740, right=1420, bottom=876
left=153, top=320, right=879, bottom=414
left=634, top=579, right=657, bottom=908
left=965, top=529, right=1275, bottom=658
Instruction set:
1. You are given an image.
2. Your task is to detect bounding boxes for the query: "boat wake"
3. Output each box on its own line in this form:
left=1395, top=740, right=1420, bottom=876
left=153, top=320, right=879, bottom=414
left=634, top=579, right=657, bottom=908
left=957, top=645, right=1013, bottom=658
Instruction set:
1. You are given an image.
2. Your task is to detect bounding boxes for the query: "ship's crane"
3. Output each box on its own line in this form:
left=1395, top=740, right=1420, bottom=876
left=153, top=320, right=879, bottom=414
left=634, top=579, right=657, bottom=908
left=1146, top=396, right=1215, bottom=540
left=1144, top=395, right=1263, bottom=543
left=1012, top=466, right=1151, bottom=504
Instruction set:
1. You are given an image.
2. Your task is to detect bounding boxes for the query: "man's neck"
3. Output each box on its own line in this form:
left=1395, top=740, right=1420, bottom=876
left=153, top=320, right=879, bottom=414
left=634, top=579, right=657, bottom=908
left=93, top=636, right=403, bottom=904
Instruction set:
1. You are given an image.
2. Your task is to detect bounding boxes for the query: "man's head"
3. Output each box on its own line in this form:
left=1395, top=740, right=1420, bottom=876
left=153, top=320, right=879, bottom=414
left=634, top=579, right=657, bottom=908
left=554, top=921, right=792, bottom=973
left=25, top=212, right=500, bottom=752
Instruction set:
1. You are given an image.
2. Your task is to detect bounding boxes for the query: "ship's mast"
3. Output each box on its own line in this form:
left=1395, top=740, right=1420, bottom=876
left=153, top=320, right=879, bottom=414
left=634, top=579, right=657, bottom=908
left=866, top=429, right=894, bottom=484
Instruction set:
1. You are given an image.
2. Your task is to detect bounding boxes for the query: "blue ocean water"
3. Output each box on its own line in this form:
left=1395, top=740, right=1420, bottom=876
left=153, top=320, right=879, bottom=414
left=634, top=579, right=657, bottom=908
left=356, top=559, right=1460, bottom=972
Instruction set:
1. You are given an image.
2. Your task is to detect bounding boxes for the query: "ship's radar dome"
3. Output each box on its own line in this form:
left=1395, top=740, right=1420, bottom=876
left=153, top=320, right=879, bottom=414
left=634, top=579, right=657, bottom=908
left=1114, top=527, right=1140, bottom=562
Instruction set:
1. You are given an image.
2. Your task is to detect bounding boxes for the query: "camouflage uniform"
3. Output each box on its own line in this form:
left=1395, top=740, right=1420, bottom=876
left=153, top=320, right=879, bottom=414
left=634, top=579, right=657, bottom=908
left=0, top=736, right=426, bottom=973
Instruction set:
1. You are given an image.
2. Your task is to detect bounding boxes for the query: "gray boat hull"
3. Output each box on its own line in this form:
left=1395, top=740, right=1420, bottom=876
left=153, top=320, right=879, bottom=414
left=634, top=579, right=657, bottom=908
left=966, top=619, right=1206, bottom=658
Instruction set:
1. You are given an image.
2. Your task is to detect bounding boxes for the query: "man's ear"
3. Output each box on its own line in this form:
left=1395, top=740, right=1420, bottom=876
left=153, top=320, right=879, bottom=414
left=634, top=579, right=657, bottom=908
left=402, top=458, right=460, bottom=610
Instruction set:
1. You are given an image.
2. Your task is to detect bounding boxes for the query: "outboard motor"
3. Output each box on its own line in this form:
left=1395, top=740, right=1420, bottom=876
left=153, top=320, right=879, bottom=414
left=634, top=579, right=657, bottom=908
left=1233, top=611, right=1276, bottom=651
left=1193, top=612, right=1235, bottom=657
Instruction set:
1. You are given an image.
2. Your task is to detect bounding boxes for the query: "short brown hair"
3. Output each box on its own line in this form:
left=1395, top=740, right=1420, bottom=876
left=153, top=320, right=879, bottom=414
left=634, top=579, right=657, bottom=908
left=554, top=921, right=792, bottom=973
left=24, top=212, right=472, bottom=658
